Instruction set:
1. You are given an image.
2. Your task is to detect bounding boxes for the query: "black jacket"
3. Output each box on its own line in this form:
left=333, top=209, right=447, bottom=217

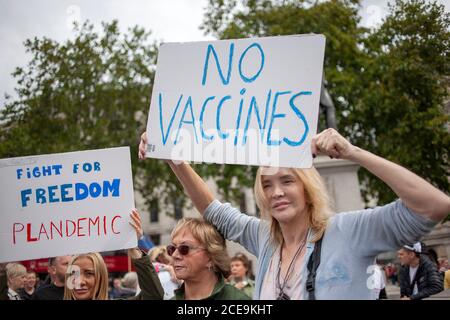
left=399, top=254, right=443, bottom=300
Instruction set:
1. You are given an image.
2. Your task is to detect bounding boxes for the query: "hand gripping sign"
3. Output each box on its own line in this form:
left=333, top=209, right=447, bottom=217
left=145, top=34, right=326, bottom=168
left=0, top=147, right=136, bottom=263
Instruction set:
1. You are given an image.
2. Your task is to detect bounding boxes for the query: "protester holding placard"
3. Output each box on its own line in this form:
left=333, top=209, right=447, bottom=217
left=139, top=129, right=450, bottom=299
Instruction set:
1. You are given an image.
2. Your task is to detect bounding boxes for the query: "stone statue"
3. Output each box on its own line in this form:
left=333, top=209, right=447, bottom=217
left=319, top=73, right=337, bottom=130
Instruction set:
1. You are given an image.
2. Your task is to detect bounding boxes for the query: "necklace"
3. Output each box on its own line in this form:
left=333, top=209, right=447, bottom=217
left=276, top=233, right=308, bottom=300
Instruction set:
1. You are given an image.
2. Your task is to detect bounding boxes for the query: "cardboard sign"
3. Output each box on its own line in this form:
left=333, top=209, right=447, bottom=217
left=0, top=147, right=136, bottom=263
left=145, top=34, right=325, bottom=168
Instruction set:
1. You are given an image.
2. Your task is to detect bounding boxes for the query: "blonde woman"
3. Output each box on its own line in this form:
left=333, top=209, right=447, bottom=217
left=64, top=209, right=164, bottom=300
left=139, top=128, right=450, bottom=299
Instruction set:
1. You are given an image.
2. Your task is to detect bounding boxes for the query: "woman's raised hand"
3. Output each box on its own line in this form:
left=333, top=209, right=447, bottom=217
left=311, top=128, right=357, bottom=160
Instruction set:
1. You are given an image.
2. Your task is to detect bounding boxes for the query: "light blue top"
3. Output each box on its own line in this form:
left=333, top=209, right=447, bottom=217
left=204, top=199, right=437, bottom=299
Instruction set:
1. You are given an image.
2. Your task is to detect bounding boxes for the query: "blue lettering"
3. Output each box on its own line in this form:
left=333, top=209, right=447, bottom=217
left=216, top=95, right=232, bottom=139
left=42, top=166, right=52, bottom=176
left=20, top=189, right=32, bottom=207
left=202, top=43, right=234, bottom=86
left=233, top=88, right=246, bottom=146
left=89, top=183, right=101, bottom=198
left=52, top=164, right=63, bottom=175
left=36, top=188, right=46, bottom=204
left=60, top=184, right=73, bottom=202
left=267, top=91, right=291, bottom=146
left=200, top=96, right=216, bottom=141
left=283, top=91, right=311, bottom=146
left=75, top=183, right=89, bottom=201
left=174, top=96, right=199, bottom=145
left=238, top=43, right=265, bottom=83
left=102, top=179, right=120, bottom=197
left=16, top=169, right=23, bottom=180
left=159, top=93, right=183, bottom=145
left=83, top=163, right=92, bottom=172
left=32, top=167, right=41, bottom=178
left=242, top=96, right=263, bottom=145
left=48, top=185, right=59, bottom=203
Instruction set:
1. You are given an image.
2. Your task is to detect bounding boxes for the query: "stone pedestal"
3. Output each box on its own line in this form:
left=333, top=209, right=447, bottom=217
left=313, top=155, right=364, bottom=212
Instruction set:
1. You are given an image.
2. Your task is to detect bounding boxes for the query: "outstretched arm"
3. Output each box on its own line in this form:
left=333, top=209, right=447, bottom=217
left=311, top=128, right=450, bottom=221
left=138, top=132, right=214, bottom=215
left=128, top=209, right=164, bottom=300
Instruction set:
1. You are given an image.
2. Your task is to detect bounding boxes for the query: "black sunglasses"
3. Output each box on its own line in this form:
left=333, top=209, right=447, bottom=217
left=166, top=244, right=205, bottom=256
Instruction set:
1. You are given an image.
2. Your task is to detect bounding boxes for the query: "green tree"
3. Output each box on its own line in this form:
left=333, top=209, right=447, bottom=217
left=202, top=0, right=450, bottom=210
left=0, top=21, right=185, bottom=213
left=347, top=0, right=450, bottom=205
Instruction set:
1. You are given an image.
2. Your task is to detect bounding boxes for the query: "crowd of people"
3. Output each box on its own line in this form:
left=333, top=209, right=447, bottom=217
left=1, top=128, right=449, bottom=300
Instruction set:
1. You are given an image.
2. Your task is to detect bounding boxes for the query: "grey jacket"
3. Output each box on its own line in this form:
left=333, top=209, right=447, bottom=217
left=204, top=199, right=437, bottom=299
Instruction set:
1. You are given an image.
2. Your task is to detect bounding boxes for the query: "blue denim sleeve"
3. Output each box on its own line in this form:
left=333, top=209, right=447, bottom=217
left=203, top=200, right=262, bottom=257
left=333, top=199, right=438, bottom=257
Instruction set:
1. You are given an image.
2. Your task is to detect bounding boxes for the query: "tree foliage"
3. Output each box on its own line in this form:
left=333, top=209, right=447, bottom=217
left=0, top=21, right=182, bottom=213
left=1, top=0, right=449, bottom=216
left=202, top=0, right=450, bottom=208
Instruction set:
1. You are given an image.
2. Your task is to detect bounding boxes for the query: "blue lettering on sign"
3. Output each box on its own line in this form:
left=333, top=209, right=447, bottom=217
left=20, top=179, right=121, bottom=207
left=200, top=96, right=216, bottom=141
left=283, top=91, right=311, bottom=146
left=267, top=91, right=291, bottom=146
left=238, top=43, right=265, bottom=83
left=159, top=93, right=183, bottom=146
left=202, top=43, right=234, bottom=86
left=156, top=40, right=314, bottom=149
left=174, top=96, right=199, bottom=145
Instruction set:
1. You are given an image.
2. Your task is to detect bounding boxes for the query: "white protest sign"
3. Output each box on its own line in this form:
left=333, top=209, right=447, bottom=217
left=145, top=34, right=325, bottom=168
left=0, top=147, right=136, bottom=263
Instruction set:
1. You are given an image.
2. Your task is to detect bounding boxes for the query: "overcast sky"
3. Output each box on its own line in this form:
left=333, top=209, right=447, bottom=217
left=1, top=0, right=449, bottom=106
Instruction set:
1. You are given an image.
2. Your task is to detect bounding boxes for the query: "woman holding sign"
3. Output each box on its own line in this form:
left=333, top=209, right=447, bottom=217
left=139, top=128, right=450, bottom=299
left=63, top=209, right=164, bottom=300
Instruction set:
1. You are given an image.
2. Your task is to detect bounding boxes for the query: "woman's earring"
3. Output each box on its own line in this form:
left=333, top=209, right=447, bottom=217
left=207, top=264, right=213, bottom=272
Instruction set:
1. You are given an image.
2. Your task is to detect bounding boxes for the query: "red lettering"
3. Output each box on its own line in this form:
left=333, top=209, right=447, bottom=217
left=12, top=215, right=122, bottom=245
left=88, top=216, right=100, bottom=236
left=65, top=219, right=76, bottom=237
left=38, top=224, right=50, bottom=240
left=111, top=215, right=122, bottom=234
left=50, top=221, right=63, bottom=239
left=27, top=223, right=38, bottom=242
left=77, top=218, right=87, bottom=237
left=12, top=223, right=24, bottom=244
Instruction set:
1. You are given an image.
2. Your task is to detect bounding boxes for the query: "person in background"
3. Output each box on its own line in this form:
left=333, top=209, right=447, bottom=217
left=228, top=253, right=255, bottom=298
left=33, top=255, right=71, bottom=300
left=18, top=271, right=38, bottom=300
left=398, top=242, right=443, bottom=300
left=149, top=245, right=181, bottom=299
left=121, top=271, right=140, bottom=297
left=4, top=263, right=27, bottom=300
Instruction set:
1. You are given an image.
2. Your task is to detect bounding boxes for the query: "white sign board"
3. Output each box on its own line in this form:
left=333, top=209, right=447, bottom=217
left=0, top=147, right=137, bottom=263
left=145, top=34, right=325, bottom=168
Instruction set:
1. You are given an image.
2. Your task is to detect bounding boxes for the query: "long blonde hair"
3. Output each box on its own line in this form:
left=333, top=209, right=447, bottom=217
left=254, top=167, right=332, bottom=245
left=171, top=218, right=230, bottom=278
left=63, top=252, right=109, bottom=300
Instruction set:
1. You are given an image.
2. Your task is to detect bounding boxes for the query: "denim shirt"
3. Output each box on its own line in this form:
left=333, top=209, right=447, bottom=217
left=204, top=199, right=437, bottom=300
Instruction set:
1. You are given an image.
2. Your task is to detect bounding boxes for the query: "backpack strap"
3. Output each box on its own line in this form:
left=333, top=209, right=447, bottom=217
left=306, top=237, right=323, bottom=300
